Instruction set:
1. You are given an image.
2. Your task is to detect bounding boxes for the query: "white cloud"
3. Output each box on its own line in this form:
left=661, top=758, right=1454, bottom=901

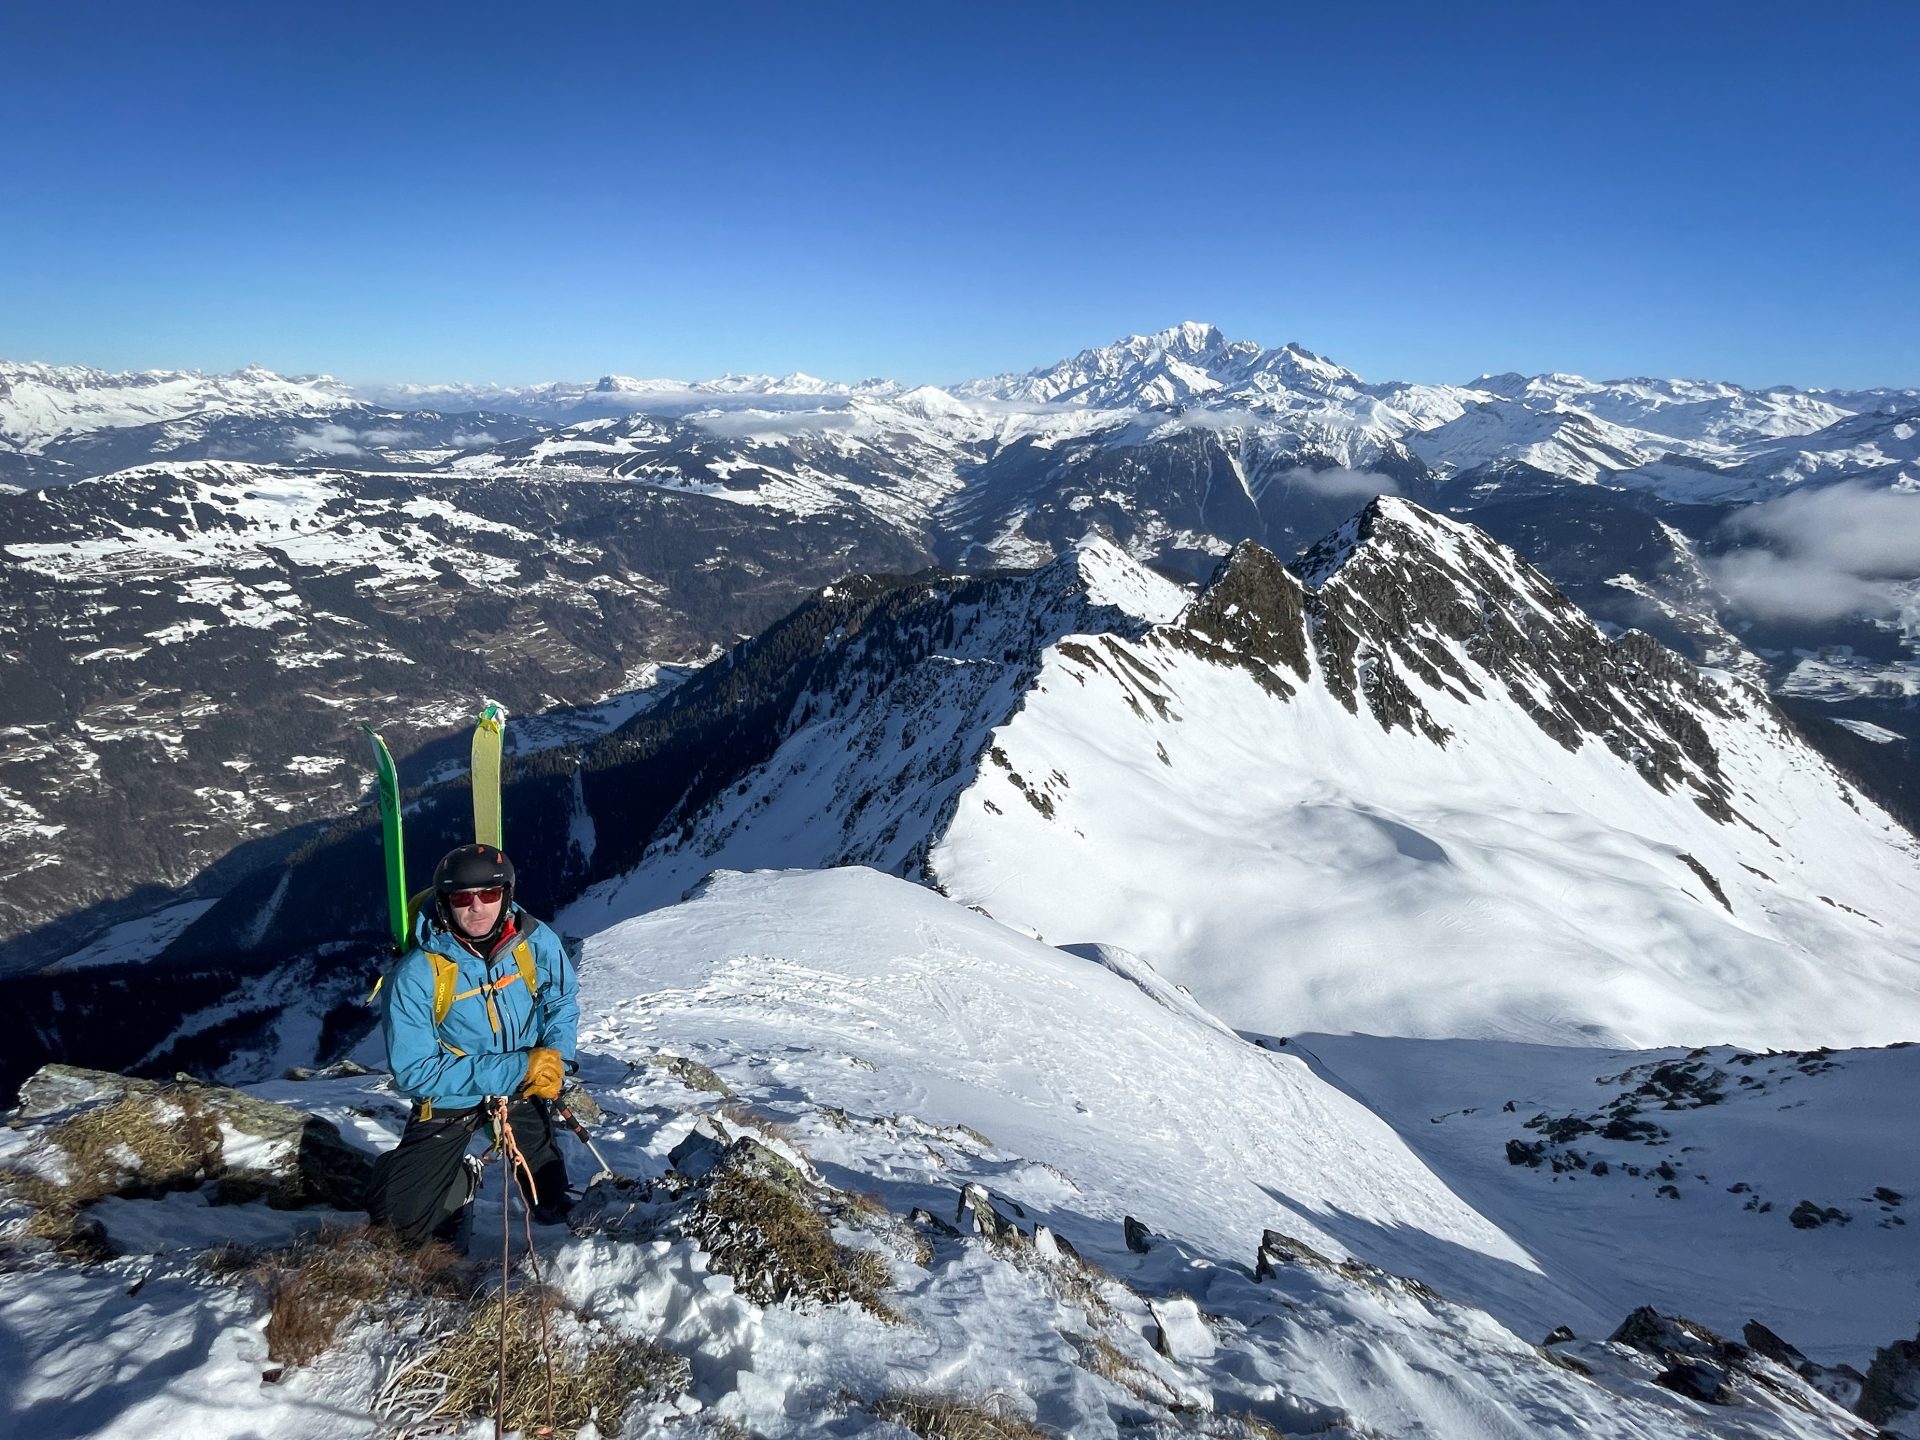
left=1709, top=550, right=1896, bottom=623
left=450, top=431, right=501, bottom=448
left=1711, top=482, right=1920, bottom=622
left=691, top=408, right=867, bottom=441
left=359, top=427, right=419, bottom=446
left=1276, top=465, right=1402, bottom=500
left=295, top=424, right=365, bottom=457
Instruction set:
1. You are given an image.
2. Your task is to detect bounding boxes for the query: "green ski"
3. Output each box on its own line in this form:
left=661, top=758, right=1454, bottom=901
left=362, top=722, right=409, bottom=955
left=471, top=700, right=507, bottom=849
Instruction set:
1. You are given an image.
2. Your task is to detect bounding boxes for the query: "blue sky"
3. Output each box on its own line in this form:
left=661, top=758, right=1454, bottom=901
left=3, top=3, right=1914, bottom=389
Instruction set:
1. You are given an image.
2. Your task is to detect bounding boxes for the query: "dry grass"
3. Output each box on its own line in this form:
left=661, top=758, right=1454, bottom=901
left=1074, top=1328, right=1199, bottom=1411
left=871, top=1390, right=1052, bottom=1439
left=836, top=1188, right=891, bottom=1224
left=1, top=1171, right=109, bottom=1259
left=1076, top=1334, right=1175, bottom=1407
left=1041, top=1252, right=1112, bottom=1320
left=715, top=1099, right=801, bottom=1148
left=47, top=1092, right=221, bottom=1203
left=1219, top=1414, right=1288, bottom=1439
left=251, top=1224, right=474, bottom=1365
left=392, top=1287, right=686, bottom=1440
left=684, top=1150, right=896, bottom=1320
left=841, top=1246, right=894, bottom=1297
left=0, top=1090, right=223, bottom=1258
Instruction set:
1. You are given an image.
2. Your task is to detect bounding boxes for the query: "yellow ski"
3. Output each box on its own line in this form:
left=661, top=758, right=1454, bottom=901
left=471, top=701, right=507, bottom=849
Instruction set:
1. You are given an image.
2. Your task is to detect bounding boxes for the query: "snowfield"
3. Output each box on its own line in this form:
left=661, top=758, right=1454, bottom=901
left=4, top=866, right=1913, bottom=1439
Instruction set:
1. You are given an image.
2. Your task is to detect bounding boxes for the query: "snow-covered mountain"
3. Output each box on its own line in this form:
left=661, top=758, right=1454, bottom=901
left=358, top=370, right=906, bottom=423
left=0, top=361, right=356, bottom=451
left=14, top=333, right=1914, bottom=507
left=6, top=327, right=1918, bottom=964
left=559, top=503, right=1920, bottom=1051
left=0, top=361, right=544, bottom=486
left=27, top=496, right=1912, bottom=1092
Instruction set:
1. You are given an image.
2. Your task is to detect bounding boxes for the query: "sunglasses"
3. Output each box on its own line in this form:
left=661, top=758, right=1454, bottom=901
left=447, top=887, right=505, bottom=908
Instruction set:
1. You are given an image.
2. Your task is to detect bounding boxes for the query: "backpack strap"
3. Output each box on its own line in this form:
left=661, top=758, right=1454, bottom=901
left=424, top=952, right=460, bottom=1027
left=438, top=939, right=538, bottom=1036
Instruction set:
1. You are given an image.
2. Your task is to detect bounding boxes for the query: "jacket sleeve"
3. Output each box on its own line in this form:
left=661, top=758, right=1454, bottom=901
left=532, top=926, right=580, bottom=1065
left=382, top=949, right=531, bottom=1101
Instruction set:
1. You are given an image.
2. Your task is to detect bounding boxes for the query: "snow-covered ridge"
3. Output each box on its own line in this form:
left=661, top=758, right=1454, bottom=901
left=0, top=361, right=356, bottom=454
left=545, top=495, right=1920, bottom=1053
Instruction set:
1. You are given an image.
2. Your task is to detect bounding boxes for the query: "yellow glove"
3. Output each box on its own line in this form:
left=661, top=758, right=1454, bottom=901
left=521, top=1046, right=564, bottom=1101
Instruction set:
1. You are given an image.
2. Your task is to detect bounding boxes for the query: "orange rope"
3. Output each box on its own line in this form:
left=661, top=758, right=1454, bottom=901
left=490, top=1096, right=559, bottom=1439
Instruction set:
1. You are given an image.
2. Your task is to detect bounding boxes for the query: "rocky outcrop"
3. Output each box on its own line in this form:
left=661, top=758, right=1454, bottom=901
left=1, top=1063, right=372, bottom=1251
left=1605, top=1306, right=1878, bottom=1430
left=1858, top=1327, right=1920, bottom=1431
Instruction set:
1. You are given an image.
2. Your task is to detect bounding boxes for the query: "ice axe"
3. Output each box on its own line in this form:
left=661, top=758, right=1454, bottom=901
left=554, top=1100, right=618, bottom=1182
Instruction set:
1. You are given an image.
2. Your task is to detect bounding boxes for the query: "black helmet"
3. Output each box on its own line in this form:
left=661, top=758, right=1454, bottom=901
left=432, top=845, right=516, bottom=934
left=434, top=843, right=516, bottom=894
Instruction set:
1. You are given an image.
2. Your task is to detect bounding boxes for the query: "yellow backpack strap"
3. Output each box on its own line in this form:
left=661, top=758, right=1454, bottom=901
left=406, top=887, right=436, bottom=938
left=426, top=952, right=459, bottom=1026
left=513, top=939, right=539, bottom=999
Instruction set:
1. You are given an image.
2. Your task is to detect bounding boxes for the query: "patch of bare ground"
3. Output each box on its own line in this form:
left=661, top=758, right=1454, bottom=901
left=870, top=1390, right=1052, bottom=1439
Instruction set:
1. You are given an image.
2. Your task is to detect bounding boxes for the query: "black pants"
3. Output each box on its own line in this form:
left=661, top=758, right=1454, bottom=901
left=364, top=1099, right=570, bottom=1245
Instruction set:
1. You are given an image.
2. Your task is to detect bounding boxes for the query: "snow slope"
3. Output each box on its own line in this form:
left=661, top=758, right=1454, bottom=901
left=928, top=505, right=1920, bottom=1050
left=7, top=866, right=1906, bottom=1439
left=1296, top=1032, right=1919, bottom=1365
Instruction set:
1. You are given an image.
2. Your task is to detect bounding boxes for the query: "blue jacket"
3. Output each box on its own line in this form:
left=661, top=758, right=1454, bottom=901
left=380, top=904, right=579, bottom=1112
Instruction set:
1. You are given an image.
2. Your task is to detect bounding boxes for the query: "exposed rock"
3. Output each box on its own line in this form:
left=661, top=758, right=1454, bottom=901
left=1168, top=543, right=1311, bottom=699
left=1252, top=1228, right=1443, bottom=1307
left=649, top=1053, right=732, bottom=1097
left=1743, top=1321, right=1867, bottom=1412
left=1858, top=1327, right=1920, bottom=1429
left=955, top=1183, right=1023, bottom=1243
left=1789, top=1200, right=1851, bottom=1229
left=680, top=1138, right=891, bottom=1314
left=1743, top=1320, right=1810, bottom=1370
left=4, top=1063, right=371, bottom=1218
left=279, top=1059, right=371, bottom=1082
left=1123, top=1214, right=1157, bottom=1253
left=1147, top=1295, right=1216, bottom=1360
left=667, top=1118, right=732, bottom=1180
left=1606, top=1305, right=1878, bottom=1425
left=1255, top=1228, right=1336, bottom=1279
left=908, top=1206, right=961, bottom=1239
left=1543, top=1326, right=1577, bottom=1346
left=556, top=1081, right=603, bottom=1125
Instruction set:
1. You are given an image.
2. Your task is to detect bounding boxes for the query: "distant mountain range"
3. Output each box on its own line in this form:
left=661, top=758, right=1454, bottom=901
left=0, top=326, right=1914, bottom=970
left=8, top=328, right=1916, bottom=499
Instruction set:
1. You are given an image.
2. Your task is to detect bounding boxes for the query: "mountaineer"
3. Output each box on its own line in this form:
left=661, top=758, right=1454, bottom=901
left=364, top=843, right=579, bottom=1246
